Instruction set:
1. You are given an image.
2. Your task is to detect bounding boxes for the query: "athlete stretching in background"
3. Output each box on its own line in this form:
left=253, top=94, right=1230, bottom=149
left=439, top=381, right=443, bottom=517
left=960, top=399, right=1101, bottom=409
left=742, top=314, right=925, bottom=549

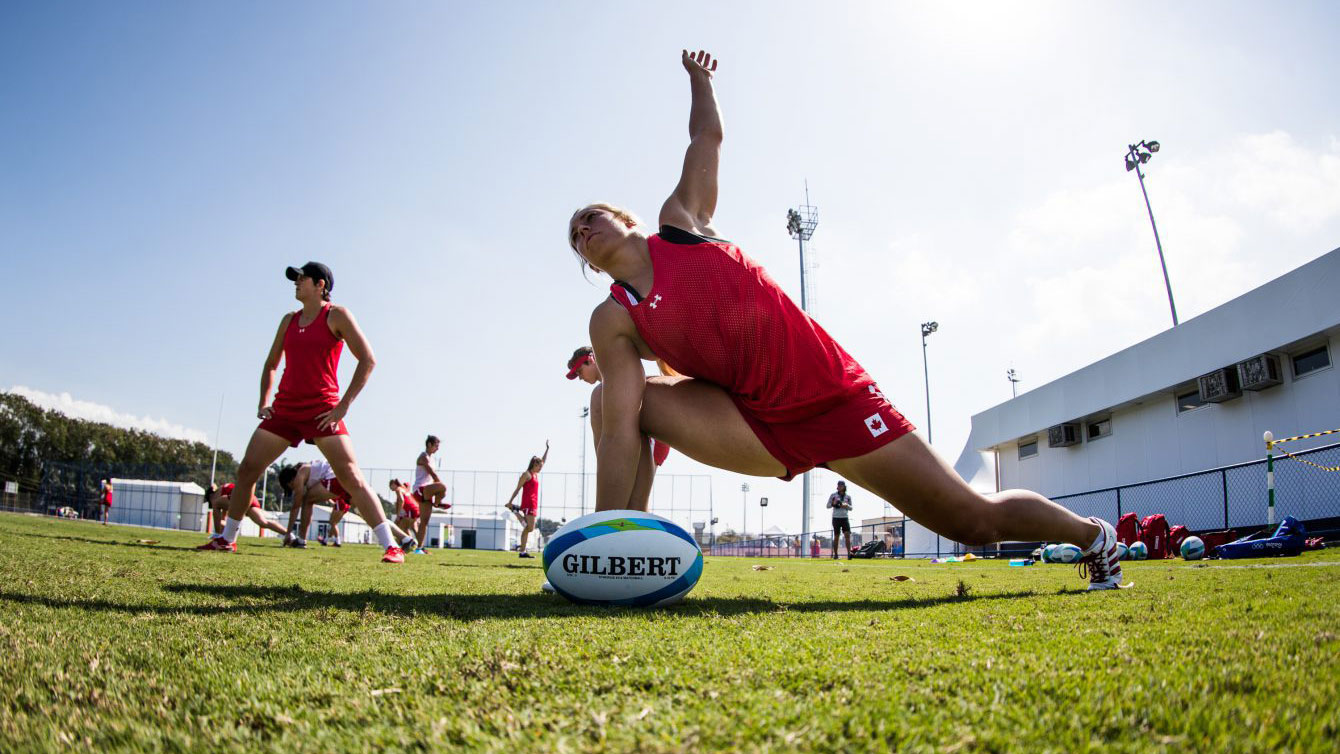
left=412, top=435, right=447, bottom=554
left=205, top=482, right=291, bottom=541
left=199, top=261, right=408, bottom=563
left=567, top=50, right=1123, bottom=590
left=280, top=462, right=418, bottom=550
left=389, top=479, right=420, bottom=537
left=504, top=441, right=549, bottom=558
left=566, top=346, right=671, bottom=467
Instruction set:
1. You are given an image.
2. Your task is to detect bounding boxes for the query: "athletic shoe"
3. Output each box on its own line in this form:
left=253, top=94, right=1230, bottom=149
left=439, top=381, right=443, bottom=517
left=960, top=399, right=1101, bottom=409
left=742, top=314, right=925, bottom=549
left=292, top=537, right=308, bottom=549
left=831, top=553, right=838, bottom=560
left=283, top=531, right=296, bottom=547
left=1079, top=517, right=1125, bottom=591
left=317, top=535, right=327, bottom=546
left=330, top=541, right=341, bottom=548
left=540, top=581, right=555, bottom=594
left=413, top=548, right=428, bottom=555
left=399, top=535, right=418, bottom=551
left=519, top=552, right=534, bottom=559
left=197, top=537, right=235, bottom=553
left=847, top=552, right=853, bottom=560
left=382, top=546, right=405, bottom=564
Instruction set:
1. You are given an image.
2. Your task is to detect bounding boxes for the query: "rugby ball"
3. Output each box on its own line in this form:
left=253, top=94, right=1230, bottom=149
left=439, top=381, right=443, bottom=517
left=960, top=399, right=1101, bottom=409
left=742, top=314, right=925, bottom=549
left=1180, top=535, right=1206, bottom=560
left=1116, top=542, right=1129, bottom=561
left=1052, top=543, right=1084, bottom=564
left=1043, top=544, right=1059, bottom=563
left=542, top=509, right=703, bottom=607
left=1128, top=541, right=1148, bottom=560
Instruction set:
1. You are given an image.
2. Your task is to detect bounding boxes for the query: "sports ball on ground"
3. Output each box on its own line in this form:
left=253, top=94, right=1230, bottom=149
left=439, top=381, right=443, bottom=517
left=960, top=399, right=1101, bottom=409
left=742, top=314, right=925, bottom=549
left=1180, top=535, right=1206, bottom=560
left=1043, top=544, right=1059, bottom=563
left=1052, top=543, right=1084, bottom=564
left=542, top=509, right=704, bottom=607
left=1116, top=542, right=1129, bottom=561
left=1128, top=541, right=1148, bottom=560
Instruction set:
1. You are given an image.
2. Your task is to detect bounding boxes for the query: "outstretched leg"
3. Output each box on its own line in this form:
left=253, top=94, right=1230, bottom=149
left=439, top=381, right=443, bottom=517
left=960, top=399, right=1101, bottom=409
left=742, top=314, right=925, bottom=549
left=827, top=432, right=1098, bottom=549
left=246, top=506, right=289, bottom=537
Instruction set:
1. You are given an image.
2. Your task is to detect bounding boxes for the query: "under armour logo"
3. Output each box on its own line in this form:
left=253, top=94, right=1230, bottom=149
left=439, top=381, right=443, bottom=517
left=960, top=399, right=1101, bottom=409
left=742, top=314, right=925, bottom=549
left=865, top=414, right=888, bottom=437
left=299, top=328, right=306, bottom=333
left=650, top=294, right=663, bottom=309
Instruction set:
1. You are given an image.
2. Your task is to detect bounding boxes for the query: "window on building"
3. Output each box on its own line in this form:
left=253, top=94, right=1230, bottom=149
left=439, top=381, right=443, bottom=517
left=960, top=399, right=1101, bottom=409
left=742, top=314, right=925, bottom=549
left=1176, top=389, right=1206, bottom=413
left=1292, top=344, right=1331, bottom=378
left=1018, top=439, right=1038, bottom=459
left=1087, top=418, right=1112, bottom=441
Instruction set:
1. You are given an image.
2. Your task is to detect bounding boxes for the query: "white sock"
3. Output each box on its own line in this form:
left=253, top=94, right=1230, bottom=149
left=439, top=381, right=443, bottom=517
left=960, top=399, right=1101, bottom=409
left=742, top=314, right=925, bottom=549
left=373, top=522, right=395, bottom=548
left=400, top=534, right=417, bottom=548
left=1083, top=519, right=1106, bottom=554
left=222, top=517, right=242, bottom=543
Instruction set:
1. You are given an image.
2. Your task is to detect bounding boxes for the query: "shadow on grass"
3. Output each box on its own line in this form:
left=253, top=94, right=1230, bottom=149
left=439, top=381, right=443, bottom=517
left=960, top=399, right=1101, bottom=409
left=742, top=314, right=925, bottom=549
left=0, top=581, right=1070, bottom=621
left=28, top=533, right=222, bottom=554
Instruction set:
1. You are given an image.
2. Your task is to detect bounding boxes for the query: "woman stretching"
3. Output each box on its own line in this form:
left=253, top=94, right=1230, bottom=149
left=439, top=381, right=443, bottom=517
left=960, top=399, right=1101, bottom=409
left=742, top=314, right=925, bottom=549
left=198, top=262, right=407, bottom=563
left=567, top=50, right=1123, bottom=590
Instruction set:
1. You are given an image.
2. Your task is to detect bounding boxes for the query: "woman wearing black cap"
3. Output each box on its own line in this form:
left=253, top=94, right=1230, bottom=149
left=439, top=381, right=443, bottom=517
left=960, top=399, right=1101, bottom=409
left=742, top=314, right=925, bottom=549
left=199, top=261, right=410, bottom=563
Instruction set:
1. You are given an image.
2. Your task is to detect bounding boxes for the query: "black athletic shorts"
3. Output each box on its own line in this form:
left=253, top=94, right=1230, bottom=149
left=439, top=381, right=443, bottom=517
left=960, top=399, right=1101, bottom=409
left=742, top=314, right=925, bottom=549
left=832, top=517, right=851, bottom=535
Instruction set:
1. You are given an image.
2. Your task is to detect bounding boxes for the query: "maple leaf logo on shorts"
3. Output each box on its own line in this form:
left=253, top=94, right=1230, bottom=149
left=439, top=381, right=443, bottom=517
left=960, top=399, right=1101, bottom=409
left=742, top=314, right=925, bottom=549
left=865, top=414, right=887, bottom=438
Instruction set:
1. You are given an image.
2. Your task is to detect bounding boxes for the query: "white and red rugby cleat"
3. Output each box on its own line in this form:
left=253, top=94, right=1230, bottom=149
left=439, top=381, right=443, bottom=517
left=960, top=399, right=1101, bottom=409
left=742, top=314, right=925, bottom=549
left=1079, top=517, right=1127, bottom=590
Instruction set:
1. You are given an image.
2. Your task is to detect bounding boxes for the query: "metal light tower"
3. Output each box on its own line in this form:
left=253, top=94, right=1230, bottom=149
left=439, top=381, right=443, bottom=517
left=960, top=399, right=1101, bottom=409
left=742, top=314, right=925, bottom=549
left=579, top=407, right=590, bottom=515
left=740, top=482, right=751, bottom=540
left=786, top=188, right=818, bottom=550
left=1125, top=139, right=1178, bottom=327
left=920, top=320, right=939, bottom=558
left=1007, top=368, right=1020, bottom=399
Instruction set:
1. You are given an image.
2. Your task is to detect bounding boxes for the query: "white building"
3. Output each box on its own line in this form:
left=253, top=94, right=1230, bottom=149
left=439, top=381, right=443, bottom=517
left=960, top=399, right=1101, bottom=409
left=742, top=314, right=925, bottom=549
left=904, top=247, right=1340, bottom=558
left=106, top=479, right=206, bottom=531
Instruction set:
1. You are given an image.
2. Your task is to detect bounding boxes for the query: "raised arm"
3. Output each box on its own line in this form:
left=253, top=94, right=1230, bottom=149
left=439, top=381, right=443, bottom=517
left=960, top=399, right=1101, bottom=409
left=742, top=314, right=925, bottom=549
left=539, top=440, right=550, bottom=465
left=258, top=314, right=292, bottom=419
left=318, top=306, right=377, bottom=430
left=590, top=300, right=647, bottom=510
left=659, top=49, right=722, bottom=236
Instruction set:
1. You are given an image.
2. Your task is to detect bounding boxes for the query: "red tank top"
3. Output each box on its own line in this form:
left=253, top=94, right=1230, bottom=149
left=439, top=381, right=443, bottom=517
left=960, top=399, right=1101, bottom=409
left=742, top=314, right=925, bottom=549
left=522, top=474, right=539, bottom=507
left=273, top=305, right=343, bottom=414
left=610, top=228, right=873, bottom=422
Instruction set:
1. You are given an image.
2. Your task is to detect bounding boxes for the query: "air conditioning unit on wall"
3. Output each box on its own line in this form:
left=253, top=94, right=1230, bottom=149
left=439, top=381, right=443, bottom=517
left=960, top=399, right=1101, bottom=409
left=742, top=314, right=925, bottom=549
left=1237, top=353, right=1282, bottom=391
left=1047, top=422, right=1081, bottom=448
left=1198, top=367, right=1242, bottom=403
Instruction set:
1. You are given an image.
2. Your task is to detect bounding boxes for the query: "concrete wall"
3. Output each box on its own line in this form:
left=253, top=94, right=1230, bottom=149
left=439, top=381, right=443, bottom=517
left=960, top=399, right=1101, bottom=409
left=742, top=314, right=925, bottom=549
left=994, top=331, right=1339, bottom=497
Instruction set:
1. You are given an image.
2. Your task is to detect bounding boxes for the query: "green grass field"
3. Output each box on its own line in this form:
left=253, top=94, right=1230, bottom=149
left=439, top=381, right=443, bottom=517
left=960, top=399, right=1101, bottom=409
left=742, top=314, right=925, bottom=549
left=1, top=513, right=1337, bottom=753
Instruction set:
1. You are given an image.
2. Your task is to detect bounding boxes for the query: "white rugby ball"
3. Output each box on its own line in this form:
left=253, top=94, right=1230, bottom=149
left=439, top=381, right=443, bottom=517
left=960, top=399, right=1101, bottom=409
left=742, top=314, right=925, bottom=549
left=1053, top=543, right=1084, bottom=564
left=1180, top=536, right=1206, bottom=560
left=1116, top=542, right=1129, bottom=561
left=542, top=509, right=703, bottom=607
left=1128, top=541, right=1148, bottom=560
left=1043, top=544, right=1059, bottom=563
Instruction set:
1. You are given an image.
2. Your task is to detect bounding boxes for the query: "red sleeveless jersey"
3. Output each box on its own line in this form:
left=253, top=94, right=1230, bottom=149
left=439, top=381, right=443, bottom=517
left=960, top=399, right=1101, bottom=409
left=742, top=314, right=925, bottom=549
left=610, top=228, right=874, bottom=422
left=522, top=474, right=539, bottom=508
left=273, top=305, right=343, bottom=416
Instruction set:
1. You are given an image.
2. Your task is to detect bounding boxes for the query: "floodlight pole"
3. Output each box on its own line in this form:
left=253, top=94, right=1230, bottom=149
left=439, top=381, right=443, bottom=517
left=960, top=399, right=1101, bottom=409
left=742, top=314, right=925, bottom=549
left=921, top=321, right=938, bottom=557
left=787, top=188, right=818, bottom=553
left=1126, top=140, right=1178, bottom=327
left=580, top=407, right=589, bottom=516
left=740, top=482, right=750, bottom=541
left=1007, top=368, right=1020, bottom=399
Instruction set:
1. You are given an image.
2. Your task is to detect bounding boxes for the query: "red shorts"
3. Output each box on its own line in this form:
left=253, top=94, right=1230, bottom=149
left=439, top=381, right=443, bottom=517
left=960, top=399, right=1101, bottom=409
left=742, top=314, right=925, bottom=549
left=258, top=407, right=348, bottom=448
left=733, top=383, right=915, bottom=481
left=651, top=438, right=671, bottom=466
left=321, top=478, right=353, bottom=513
left=520, top=502, right=538, bottom=516
left=401, top=498, right=421, bottom=519
left=249, top=497, right=262, bottom=510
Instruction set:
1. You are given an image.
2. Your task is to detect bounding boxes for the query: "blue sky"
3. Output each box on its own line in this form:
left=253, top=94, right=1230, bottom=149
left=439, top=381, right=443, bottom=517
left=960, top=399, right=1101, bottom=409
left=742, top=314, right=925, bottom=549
left=4, top=1, right=1339, bottom=533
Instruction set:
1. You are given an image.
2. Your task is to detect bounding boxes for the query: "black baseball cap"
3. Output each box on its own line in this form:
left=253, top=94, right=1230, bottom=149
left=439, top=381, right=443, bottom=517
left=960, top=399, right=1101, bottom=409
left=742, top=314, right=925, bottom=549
left=285, top=262, right=333, bottom=293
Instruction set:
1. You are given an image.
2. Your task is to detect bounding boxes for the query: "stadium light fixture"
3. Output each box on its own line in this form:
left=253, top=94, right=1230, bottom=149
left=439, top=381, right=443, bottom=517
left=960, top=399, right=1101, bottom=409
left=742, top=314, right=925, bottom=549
left=1124, top=139, right=1178, bottom=326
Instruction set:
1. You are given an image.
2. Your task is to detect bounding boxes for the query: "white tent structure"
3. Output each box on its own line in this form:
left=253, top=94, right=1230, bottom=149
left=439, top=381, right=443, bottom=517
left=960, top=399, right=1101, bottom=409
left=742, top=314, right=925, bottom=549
left=106, top=479, right=206, bottom=532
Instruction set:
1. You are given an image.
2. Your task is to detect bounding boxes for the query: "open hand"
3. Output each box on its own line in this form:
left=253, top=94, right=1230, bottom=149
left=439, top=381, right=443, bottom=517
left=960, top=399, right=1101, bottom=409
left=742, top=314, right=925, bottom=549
left=682, top=49, right=718, bottom=77
left=314, top=403, right=348, bottom=431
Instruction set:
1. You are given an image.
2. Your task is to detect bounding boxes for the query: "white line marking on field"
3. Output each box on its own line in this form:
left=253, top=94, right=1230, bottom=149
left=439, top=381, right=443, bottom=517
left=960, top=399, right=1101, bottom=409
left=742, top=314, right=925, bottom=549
left=1196, top=561, right=1340, bottom=570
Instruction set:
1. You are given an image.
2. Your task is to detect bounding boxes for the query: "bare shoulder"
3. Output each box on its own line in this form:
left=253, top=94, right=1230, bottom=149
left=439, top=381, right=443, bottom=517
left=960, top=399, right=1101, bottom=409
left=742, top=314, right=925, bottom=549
left=589, top=298, right=634, bottom=339
left=327, top=304, right=353, bottom=323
